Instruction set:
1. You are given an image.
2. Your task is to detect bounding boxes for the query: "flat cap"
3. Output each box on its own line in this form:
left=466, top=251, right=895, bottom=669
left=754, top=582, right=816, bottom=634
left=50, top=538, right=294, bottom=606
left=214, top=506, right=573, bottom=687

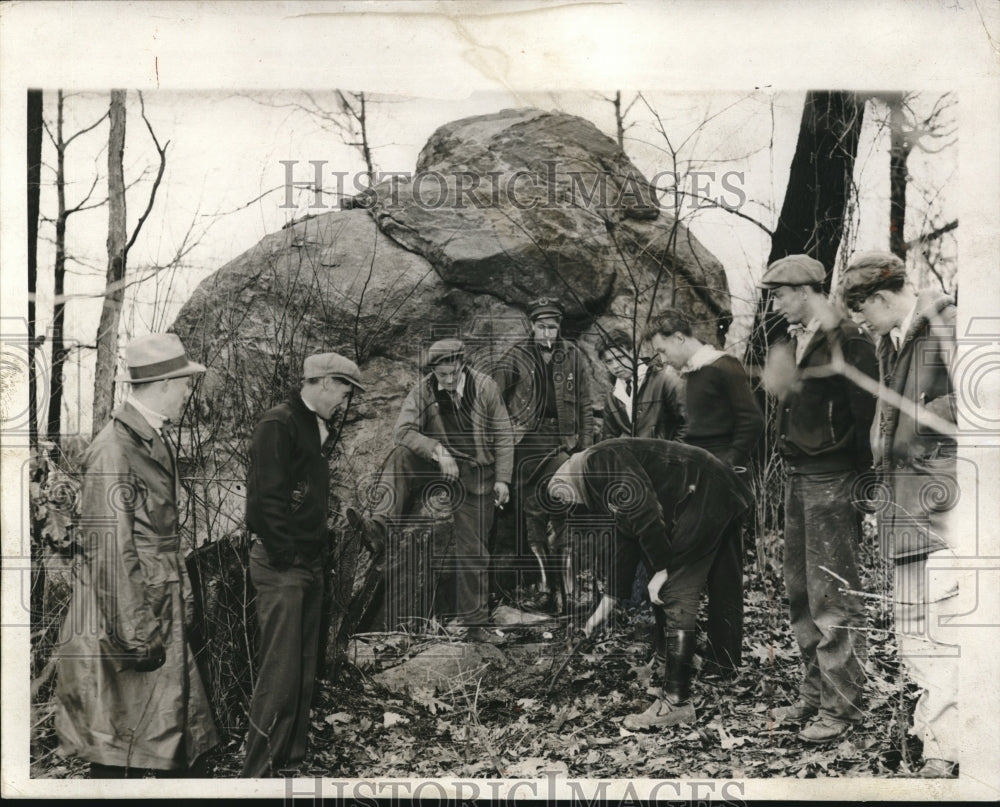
left=760, top=254, right=826, bottom=288
left=841, top=251, right=907, bottom=290
left=302, top=352, right=365, bottom=391
left=425, top=338, right=465, bottom=367
left=527, top=297, right=564, bottom=321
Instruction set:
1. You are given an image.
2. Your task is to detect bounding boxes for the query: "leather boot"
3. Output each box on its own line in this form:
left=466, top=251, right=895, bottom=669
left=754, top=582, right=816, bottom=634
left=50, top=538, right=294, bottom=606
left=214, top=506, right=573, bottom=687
left=623, top=630, right=697, bottom=730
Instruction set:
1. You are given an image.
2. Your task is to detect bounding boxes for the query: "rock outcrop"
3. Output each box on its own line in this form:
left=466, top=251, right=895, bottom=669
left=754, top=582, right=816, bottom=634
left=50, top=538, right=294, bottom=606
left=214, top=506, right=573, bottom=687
left=172, top=107, right=734, bottom=540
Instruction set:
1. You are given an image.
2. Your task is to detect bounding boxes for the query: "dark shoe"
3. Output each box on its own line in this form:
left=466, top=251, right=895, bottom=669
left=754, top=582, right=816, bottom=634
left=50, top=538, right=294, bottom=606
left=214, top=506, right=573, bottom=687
left=798, top=716, right=853, bottom=744
left=772, top=700, right=819, bottom=724
left=346, top=507, right=386, bottom=556
left=917, top=758, right=958, bottom=778
left=622, top=695, right=696, bottom=730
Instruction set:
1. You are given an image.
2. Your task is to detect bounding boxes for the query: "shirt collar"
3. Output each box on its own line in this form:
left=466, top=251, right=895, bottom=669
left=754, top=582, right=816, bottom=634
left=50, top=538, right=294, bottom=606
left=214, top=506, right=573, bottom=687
left=435, top=369, right=467, bottom=401
left=889, top=299, right=919, bottom=351
left=612, top=362, right=648, bottom=407
left=126, top=394, right=168, bottom=434
left=679, top=344, right=726, bottom=375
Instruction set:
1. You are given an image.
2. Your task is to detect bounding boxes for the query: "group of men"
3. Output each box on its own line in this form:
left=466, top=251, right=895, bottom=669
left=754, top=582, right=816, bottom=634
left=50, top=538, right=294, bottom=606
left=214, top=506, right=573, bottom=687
left=52, top=251, right=960, bottom=779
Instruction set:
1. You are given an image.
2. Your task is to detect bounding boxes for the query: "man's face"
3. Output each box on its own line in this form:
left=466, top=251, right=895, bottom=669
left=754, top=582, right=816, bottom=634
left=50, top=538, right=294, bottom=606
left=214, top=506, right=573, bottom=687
left=600, top=347, right=634, bottom=381
left=769, top=285, right=809, bottom=324
left=431, top=361, right=463, bottom=392
left=315, top=377, right=351, bottom=419
left=531, top=317, right=561, bottom=347
left=159, top=375, right=195, bottom=422
left=649, top=332, right=685, bottom=370
left=850, top=291, right=897, bottom=336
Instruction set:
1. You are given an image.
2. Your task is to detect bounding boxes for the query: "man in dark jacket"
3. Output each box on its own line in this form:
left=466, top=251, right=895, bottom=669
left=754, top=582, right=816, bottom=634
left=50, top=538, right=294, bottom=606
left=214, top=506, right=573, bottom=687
left=549, top=439, right=751, bottom=730
left=242, top=352, right=364, bottom=777
left=646, top=309, right=762, bottom=679
left=54, top=334, right=218, bottom=778
left=493, top=298, right=594, bottom=611
left=597, top=328, right=685, bottom=442
left=352, top=339, right=513, bottom=636
left=761, top=254, right=878, bottom=744
left=842, top=252, right=960, bottom=778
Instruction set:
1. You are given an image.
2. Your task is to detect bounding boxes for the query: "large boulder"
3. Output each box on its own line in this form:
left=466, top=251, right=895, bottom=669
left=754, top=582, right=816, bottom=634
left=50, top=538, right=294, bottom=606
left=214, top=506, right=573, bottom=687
left=360, top=107, right=730, bottom=338
left=171, top=107, right=733, bottom=545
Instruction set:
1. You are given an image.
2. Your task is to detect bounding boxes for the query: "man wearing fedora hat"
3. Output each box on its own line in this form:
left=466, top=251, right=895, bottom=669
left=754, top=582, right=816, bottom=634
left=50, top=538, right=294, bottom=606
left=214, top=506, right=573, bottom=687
left=492, top=298, right=594, bottom=612
left=350, top=338, right=514, bottom=638
left=759, top=254, right=879, bottom=744
left=54, top=333, right=219, bottom=778
left=242, top=352, right=364, bottom=777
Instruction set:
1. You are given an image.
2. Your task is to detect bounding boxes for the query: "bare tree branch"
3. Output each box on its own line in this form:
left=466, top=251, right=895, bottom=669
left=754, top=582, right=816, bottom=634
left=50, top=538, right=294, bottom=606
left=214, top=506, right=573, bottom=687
left=125, top=92, right=169, bottom=257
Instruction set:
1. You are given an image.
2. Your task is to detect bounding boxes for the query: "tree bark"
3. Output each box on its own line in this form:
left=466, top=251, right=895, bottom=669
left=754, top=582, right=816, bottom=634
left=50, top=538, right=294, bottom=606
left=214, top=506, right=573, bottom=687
left=885, top=93, right=910, bottom=261
left=27, top=90, right=43, bottom=448
left=47, top=92, right=67, bottom=444
left=92, top=90, right=127, bottom=435
left=745, top=90, right=866, bottom=367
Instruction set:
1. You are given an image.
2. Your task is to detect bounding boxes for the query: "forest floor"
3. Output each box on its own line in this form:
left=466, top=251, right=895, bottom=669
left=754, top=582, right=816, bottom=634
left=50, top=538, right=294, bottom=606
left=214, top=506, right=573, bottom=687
left=32, top=523, right=928, bottom=782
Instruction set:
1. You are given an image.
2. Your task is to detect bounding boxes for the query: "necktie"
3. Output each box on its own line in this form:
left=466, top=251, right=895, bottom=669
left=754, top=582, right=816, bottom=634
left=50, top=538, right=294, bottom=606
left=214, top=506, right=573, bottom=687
left=625, top=379, right=633, bottom=396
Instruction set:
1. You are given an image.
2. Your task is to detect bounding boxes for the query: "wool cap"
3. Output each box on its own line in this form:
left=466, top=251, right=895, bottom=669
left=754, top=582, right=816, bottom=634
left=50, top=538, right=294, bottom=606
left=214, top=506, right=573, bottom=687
left=760, top=254, right=826, bottom=288
left=302, top=352, right=365, bottom=390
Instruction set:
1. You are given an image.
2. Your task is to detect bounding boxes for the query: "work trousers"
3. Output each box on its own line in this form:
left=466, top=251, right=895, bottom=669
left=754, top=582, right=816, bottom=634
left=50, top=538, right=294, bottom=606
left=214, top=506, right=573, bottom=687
left=894, top=550, right=963, bottom=763
left=376, top=446, right=493, bottom=625
left=783, top=469, right=867, bottom=724
left=649, top=515, right=744, bottom=672
left=241, top=542, right=324, bottom=778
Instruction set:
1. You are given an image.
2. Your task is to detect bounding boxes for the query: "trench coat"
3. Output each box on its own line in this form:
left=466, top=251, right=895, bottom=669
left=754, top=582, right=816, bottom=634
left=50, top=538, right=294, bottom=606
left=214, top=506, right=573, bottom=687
left=53, top=403, right=218, bottom=770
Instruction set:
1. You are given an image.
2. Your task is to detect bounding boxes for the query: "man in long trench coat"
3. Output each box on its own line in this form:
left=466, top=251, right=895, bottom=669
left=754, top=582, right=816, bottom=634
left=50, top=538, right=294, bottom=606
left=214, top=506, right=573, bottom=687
left=54, top=334, right=219, bottom=777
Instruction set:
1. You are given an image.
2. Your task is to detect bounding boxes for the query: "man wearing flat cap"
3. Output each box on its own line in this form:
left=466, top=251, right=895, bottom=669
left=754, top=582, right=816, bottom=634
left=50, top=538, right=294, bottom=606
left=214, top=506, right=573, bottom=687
left=760, top=254, right=878, bottom=744
left=493, top=297, right=594, bottom=611
left=841, top=251, right=960, bottom=778
left=351, top=338, right=513, bottom=638
left=242, top=351, right=364, bottom=777
left=54, top=333, right=219, bottom=778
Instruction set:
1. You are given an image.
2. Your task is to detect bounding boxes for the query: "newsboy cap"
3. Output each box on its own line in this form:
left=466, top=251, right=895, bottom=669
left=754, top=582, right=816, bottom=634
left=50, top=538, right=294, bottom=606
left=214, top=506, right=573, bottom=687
left=302, top=352, right=365, bottom=391
left=116, top=333, right=207, bottom=383
left=425, top=338, right=465, bottom=367
left=760, top=255, right=826, bottom=288
left=841, top=251, right=907, bottom=290
left=527, top=297, right=564, bottom=321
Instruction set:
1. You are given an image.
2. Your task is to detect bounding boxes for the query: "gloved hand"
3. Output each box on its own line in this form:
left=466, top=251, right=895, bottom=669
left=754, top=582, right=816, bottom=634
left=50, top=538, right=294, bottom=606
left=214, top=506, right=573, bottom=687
left=134, top=636, right=166, bottom=673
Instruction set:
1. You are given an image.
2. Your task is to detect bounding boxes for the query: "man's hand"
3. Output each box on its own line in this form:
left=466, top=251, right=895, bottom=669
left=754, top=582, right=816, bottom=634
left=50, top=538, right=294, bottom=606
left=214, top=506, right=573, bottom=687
left=583, top=595, right=616, bottom=637
left=647, top=569, right=669, bottom=606
left=134, top=636, right=166, bottom=673
left=493, top=481, right=510, bottom=508
left=436, top=446, right=460, bottom=481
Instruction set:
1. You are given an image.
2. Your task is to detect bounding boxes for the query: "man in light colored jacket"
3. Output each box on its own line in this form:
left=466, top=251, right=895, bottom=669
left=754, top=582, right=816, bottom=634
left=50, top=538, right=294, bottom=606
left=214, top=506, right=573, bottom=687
left=54, top=334, right=218, bottom=778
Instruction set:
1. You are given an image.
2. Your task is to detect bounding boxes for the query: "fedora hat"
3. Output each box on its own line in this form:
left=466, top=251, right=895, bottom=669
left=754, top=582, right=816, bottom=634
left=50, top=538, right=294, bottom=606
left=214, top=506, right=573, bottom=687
left=116, top=333, right=207, bottom=384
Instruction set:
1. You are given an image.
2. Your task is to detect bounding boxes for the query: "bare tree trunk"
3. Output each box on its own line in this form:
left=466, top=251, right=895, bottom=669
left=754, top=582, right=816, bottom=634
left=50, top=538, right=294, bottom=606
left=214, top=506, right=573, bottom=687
left=745, top=90, right=866, bottom=367
left=613, top=90, right=624, bottom=150
left=47, top=92, right=68, bottom=444
left=92, top=90, right=127, bottom=435
left=885, top=93, right=910, bottom=261
left=27, top=89, right=43, bottom=448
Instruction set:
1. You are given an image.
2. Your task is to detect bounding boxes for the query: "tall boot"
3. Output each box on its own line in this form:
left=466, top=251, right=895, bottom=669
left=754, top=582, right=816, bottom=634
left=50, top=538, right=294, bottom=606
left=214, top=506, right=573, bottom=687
left=623, top=629, right=697, bottom=730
